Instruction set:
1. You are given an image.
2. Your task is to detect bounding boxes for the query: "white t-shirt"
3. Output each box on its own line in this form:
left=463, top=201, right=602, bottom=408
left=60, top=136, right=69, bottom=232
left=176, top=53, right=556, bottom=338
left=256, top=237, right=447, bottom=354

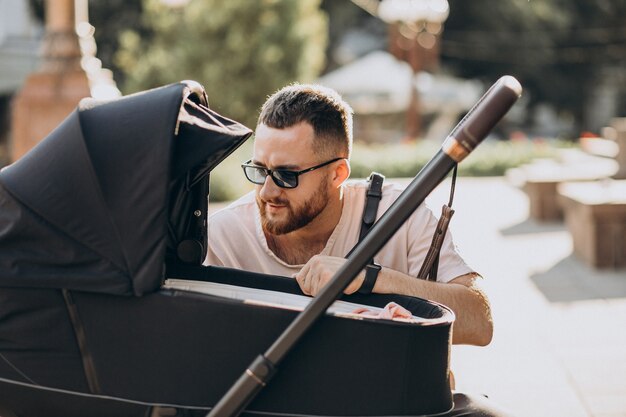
left=206, top=180, right=474, bottom=283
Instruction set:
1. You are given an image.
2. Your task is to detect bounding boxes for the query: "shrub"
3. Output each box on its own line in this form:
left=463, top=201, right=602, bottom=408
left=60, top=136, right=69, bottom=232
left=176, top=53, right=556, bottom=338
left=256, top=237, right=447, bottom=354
left=207, top=138, right=575, bottom=202
left=350, top=138, right=571, bottom=178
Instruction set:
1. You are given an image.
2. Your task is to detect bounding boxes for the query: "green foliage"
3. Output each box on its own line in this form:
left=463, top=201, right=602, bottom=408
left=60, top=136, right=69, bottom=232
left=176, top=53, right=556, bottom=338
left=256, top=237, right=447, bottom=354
left=350, top=139, right=569, bottom=178
left=86, top=0, right=146, bottom=86
left=458, top=139, right=571, bottom=177
left=208, top=138, right=575, bottom=202
left=116, top=0, right=328, bottom=128
left=208, top=140, right=254, bottom=202
left=442, top=0, right=626, bottom=128
left=350, top=142, right=437, bottom=178
left=0, top=142, right=7, bottom=168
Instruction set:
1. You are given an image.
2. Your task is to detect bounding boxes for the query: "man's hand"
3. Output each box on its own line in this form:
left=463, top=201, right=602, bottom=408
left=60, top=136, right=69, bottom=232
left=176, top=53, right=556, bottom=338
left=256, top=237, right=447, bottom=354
left=295, top=255, right=364, bottom=296
left=295, top=256, right=493, bottom=346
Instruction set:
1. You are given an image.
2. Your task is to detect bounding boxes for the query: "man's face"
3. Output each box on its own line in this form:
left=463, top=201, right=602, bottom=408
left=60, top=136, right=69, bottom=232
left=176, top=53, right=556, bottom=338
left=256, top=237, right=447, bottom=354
left=252, top=122, right=333, bottom=235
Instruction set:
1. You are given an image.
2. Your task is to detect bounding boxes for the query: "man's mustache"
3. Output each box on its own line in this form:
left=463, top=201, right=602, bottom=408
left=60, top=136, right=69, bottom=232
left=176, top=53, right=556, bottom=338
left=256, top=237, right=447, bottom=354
left=259, top=197, right=289, bottom=206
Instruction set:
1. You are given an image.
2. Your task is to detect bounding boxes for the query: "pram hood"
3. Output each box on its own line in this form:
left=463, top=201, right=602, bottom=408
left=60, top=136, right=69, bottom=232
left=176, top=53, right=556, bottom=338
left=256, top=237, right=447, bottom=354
left=0, top=81, right=253, bottom=296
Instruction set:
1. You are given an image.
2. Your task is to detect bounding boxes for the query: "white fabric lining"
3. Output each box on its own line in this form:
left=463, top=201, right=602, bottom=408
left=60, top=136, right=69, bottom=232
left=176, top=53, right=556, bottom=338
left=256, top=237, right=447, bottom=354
left=163, top=278, right=428, bottom=323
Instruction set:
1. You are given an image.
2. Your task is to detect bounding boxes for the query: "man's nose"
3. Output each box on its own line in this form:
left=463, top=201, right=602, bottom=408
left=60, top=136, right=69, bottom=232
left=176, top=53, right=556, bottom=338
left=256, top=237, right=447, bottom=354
left=259, top=175, right=282, bottom=200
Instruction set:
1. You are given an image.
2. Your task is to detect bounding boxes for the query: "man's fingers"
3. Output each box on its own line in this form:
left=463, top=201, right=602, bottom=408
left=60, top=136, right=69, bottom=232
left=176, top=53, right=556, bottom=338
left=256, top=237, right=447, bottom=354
left=296, top=268, right=313, bottom=296
left=296, top=255, right=346, bottom=296
left=295, top=262, right=309, bottom=293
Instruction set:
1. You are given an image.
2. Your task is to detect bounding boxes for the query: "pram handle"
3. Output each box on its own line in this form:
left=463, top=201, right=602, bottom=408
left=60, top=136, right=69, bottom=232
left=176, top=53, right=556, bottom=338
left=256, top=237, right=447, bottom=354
left=207, top=76, right=522, bottom=417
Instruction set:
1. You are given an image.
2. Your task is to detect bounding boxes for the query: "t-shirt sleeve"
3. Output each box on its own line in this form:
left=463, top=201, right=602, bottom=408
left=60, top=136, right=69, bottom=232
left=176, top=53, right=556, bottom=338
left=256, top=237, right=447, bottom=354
left=203, top=204, right=250, bottom=268
left=202, top=194, right=278, bottom=274
left=204, top=243, right=225, bottom=267
left=203, top=210, right=228, bottom=267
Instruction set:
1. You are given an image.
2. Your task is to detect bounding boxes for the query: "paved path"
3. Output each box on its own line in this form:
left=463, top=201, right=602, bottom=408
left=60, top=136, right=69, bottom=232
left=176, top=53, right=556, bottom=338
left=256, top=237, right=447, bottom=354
left=422, top=177, right=626, bottom=417
left=209, top=177, right=626, bottom=416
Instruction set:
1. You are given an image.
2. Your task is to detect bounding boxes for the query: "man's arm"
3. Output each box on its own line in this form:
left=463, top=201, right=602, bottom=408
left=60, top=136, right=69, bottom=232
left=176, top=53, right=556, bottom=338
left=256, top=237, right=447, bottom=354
left=295, top=255, right=493, bottom=346
left=375, top=269, right=493, bottom=346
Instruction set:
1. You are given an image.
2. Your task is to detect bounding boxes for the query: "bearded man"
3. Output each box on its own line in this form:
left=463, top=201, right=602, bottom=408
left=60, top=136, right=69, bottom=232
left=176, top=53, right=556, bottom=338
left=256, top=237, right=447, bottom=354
left=205, top=84, right=492, bottom=347
left=205, top=84, right=519, bottom=416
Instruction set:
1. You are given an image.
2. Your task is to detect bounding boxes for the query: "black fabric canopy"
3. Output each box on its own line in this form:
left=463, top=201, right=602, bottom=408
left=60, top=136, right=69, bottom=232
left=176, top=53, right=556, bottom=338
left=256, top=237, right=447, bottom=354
left=0, top=82, right=252, bottom=296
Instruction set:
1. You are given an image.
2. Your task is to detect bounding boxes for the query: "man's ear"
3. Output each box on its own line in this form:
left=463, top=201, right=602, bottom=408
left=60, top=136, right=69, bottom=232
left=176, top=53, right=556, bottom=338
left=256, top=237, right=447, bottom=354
left=332, top=159, right=350, bottom=188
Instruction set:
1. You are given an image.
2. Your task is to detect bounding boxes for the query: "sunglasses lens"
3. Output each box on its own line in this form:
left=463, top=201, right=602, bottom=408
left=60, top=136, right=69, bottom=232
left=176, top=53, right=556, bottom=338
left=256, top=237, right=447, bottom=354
left=273, top=170, right=298, bottom=188
left=243, top=166, right=267, bottom=184
left=242, top=163, right=299, bottom=189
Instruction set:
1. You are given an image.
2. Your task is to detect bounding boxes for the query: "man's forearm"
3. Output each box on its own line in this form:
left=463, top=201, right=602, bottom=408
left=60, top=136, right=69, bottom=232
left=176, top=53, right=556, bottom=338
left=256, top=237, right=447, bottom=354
left=374, top=270, right=493, bottom=346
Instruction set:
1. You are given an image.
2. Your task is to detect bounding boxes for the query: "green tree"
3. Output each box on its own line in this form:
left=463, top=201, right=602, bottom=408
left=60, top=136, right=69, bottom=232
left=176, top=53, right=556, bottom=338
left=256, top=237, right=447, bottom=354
left=116, top=0, right=328, bottom=128
left=85, top=0, right=146, bottom=86
left=441, top=0, right=626, bottom=132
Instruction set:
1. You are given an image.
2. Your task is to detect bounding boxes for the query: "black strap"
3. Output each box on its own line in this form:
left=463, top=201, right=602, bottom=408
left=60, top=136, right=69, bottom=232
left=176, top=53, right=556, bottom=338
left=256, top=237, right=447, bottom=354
left=358, top=263, right=381, bottom=294
left=417, top=164, right=458, bottom=281
left=355, top=172, right=384, bottom=294
left=62, top=289, right=102, bottom=394
left=355, top=168, right=459, bottom=286
left=359, top=172, right=385, bottom=242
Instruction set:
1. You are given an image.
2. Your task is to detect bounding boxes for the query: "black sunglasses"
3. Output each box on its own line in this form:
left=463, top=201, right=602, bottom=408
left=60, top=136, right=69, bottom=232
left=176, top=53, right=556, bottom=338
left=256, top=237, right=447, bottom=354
left=241, top=157, right=343, bottom=189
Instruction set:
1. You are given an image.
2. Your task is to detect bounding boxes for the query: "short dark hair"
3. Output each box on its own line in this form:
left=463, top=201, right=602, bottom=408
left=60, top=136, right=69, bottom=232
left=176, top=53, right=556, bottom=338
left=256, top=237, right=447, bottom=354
left=258, top=84, right=353, bottom=158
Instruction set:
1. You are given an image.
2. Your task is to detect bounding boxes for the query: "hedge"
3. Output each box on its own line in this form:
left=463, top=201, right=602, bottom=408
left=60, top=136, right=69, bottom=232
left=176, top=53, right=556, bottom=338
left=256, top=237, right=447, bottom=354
left=208, top=138, right=574, bottom=202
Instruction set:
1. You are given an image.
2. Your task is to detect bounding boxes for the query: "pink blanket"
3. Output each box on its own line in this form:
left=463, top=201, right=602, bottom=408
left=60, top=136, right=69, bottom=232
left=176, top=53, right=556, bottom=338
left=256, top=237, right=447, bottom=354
left=351, top=302, right=413, bottom=320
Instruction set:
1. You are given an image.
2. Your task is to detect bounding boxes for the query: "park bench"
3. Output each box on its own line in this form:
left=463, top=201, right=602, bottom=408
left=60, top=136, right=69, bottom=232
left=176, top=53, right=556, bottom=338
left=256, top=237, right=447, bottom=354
left=558, top=179, right=626, bottom=269
left=507, top=117, right=625, bottom=222
left=556, top=118, right=626, bottom=269
left=507, top=149, right=618, bottom=221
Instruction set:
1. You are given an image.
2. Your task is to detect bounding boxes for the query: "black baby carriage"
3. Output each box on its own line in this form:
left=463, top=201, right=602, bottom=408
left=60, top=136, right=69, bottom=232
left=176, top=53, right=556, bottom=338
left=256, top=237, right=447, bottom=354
left=0, top=79, right=520, bottom=417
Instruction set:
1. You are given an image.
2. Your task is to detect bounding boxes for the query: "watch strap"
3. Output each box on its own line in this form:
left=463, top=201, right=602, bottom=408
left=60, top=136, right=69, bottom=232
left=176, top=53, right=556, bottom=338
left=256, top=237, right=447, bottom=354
left=358, top=262, right=381, bottom=294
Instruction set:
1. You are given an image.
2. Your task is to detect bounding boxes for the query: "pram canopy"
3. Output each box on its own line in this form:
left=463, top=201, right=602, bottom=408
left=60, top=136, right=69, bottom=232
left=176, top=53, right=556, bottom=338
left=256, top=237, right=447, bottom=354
left=0, top=81, right=252, bottom=296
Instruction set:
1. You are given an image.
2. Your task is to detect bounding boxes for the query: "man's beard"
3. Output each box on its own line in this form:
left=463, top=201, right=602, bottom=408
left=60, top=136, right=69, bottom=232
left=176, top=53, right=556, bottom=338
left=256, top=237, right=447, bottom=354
left=257, top=180, right=330, bottom=235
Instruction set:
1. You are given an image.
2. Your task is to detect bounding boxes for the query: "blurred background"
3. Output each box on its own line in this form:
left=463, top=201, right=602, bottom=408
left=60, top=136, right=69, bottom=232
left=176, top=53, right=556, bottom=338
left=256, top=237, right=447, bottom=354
left=1, top=1, right=625, bottom=416
left=1, top=0, right=625, bottom=198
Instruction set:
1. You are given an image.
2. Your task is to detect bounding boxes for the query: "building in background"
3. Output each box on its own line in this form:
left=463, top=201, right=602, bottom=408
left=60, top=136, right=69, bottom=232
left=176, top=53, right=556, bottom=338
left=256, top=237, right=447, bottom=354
left=317, top=50, right=482, bottom=143
left=0, top=0, right=43, bottom=164
left=6, top=0, right=120, bottom=163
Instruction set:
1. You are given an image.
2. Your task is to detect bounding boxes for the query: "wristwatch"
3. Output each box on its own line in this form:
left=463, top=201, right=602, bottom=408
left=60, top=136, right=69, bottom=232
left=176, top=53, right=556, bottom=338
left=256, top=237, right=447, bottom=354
left=358, top=262, right=381, bottom=294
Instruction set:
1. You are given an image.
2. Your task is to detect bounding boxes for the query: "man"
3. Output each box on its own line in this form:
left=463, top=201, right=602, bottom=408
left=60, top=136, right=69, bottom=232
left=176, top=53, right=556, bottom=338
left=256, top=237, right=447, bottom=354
left=206, top=84, right=514, bottom=416
left=206, top=83, right=493, bottom=346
